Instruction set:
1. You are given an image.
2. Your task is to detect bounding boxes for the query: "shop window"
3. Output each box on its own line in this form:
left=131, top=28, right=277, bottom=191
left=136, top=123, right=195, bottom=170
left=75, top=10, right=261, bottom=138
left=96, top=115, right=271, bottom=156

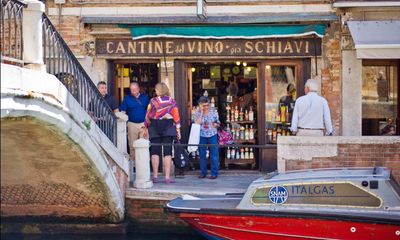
left=362, top=61, right=399, bottom=136
left=265, top=65, right=298, bottom=144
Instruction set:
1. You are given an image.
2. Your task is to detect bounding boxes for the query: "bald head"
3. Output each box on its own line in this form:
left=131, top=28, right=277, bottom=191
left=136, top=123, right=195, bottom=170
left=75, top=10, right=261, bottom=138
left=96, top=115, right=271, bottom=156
left=130, top=82, right=140, bottom=97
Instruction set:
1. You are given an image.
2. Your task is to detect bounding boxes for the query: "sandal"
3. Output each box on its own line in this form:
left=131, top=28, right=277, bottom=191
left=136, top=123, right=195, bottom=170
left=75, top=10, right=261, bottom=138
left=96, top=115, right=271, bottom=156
left=165, top=179, right=176, bottom=184
left=152, top=177, right=158, bottom=183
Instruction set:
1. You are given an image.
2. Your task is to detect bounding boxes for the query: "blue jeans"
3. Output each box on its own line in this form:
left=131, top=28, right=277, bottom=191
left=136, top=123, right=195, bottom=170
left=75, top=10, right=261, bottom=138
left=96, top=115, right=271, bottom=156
left=199, top=134, right=219, bottom=177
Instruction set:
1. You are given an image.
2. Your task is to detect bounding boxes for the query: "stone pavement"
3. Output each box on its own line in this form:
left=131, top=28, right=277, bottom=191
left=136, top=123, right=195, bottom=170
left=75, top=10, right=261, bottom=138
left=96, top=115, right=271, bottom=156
left=126, top=171, right=267, bottom=200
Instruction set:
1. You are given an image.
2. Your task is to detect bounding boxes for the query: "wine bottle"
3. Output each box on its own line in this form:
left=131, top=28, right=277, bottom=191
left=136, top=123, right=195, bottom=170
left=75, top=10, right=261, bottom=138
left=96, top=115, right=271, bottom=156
left=280, top=106, right=286, bottom=123
left=231, top=147, right=236, bottom=159
left=245, top=109, right=249, bottom=121
left=240, top=125, right=245, bottom=140
left=277, top=126, right=282, bottom=141
left=244, top=148, right=249, bottom=159
left=249, top=106, right=254, bottom=121
left=249, top=125, right=254, bottom=139
left=245, top=125, right=249, bottom=140
left=239, top=107, right=244, bottom=121
left=285, top=107, right=289, bottom=123
left=272, top=128, right=277, bottom=144
left=226, top=147, right=231, bottom=159
left=240, top=148, right=245, bottom=159
left=235, top=127, right=240, bottom=140
left=267, top=129, right=272, bottom=143
left=234, top=106, right=239, bottom=121
left=235, top=148, right=240, bottom=159
left=249, top=148, right=254, bottom=159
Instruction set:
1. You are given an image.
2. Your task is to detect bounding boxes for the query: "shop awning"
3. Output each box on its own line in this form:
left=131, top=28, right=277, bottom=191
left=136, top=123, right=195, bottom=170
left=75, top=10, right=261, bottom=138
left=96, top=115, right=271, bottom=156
left=123, top=24, right=327, bottom=40
left=347, top=21, right=400, bottom=59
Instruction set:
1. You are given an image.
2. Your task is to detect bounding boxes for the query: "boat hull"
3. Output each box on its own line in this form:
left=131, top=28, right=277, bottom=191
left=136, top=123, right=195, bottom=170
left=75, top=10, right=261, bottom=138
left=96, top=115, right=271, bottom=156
left=178, top=212, right=400, bottom=240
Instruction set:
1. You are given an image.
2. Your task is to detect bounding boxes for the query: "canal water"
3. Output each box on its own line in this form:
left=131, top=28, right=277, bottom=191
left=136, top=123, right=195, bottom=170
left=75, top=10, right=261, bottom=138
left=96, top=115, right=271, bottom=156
left=2, top=233, right=205, bottom=240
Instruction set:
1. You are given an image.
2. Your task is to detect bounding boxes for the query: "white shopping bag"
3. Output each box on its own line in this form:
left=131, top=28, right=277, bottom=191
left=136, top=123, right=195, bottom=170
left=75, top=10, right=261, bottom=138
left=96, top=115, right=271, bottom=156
left=187, top=123, right=200, bottom=153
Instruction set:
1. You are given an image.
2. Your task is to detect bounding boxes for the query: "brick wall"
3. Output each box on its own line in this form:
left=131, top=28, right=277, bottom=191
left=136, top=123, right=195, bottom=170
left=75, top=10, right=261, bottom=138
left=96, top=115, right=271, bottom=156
left=125, top=198, right=193, bottom=234
left=278, top=137, right=400, bottom=183
left=47, top=15, right=93, bottom=57
left=321, top=22, right=342, bottom=134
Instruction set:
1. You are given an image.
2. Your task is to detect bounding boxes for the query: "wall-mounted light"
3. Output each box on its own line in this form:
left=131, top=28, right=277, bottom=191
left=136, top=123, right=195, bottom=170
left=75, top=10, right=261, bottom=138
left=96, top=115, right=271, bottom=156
left=191, top=67, right=196, bottom=72
left=266, top=65, right=271, bottom=70
left=243, top=62, right=247, bottom=67
left=236, top=61, right=241, bottom=66
left=157, top=63, right=160, bottom=68
left=247, top=67, right=252, bottom=72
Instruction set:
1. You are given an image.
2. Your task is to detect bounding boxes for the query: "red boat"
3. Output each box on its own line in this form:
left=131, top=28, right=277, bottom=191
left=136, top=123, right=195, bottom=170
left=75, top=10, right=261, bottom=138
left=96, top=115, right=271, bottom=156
left=165, top=167, right=400, bottom=240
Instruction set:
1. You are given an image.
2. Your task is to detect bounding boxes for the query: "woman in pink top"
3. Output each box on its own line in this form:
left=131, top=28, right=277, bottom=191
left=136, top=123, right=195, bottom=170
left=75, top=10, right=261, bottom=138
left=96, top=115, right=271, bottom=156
left=144, top=82, right=181, bottom=184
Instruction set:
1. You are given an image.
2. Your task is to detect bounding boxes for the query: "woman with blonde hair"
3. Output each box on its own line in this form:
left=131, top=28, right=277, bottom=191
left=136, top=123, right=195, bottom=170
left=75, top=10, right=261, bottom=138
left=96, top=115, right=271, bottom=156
left=144, top=82, right=181, bottom=184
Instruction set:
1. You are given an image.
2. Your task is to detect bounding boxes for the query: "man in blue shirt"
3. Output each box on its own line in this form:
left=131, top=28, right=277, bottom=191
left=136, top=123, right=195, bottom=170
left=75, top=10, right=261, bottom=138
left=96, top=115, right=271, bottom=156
left=120, top=82, right=150, bottom=161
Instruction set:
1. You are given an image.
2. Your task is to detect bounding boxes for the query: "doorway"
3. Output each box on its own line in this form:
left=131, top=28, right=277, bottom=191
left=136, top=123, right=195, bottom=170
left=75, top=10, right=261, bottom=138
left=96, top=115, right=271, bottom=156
left=174, top=59, right=310, bottom=172
left=187, top=61, right=259, bottom=170
left=112, top=61, right=160, bottom=103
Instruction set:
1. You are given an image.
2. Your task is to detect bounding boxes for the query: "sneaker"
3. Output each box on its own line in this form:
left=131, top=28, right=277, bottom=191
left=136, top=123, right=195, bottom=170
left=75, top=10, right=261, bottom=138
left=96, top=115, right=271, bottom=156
left=209, top=175, right=218, bottom=180
left=198, top=175, right=206, bottom=179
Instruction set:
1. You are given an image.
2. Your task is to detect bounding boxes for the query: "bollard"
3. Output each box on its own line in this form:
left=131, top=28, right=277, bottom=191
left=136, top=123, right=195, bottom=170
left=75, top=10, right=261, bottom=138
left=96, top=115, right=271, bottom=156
left=23, top=0, right=45, bottom=70
left=133, top=138, right=153, bottom=189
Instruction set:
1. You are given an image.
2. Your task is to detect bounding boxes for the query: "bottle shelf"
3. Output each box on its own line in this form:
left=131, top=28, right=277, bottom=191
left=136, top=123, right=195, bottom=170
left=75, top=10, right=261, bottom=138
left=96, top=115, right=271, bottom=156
left=267, top=121, right=291, bottom=125
left=233, top=139, right=256, bottom=144
left=227, top=120, right=256, bottom=124
left=225, top=158, right=255, bottom=162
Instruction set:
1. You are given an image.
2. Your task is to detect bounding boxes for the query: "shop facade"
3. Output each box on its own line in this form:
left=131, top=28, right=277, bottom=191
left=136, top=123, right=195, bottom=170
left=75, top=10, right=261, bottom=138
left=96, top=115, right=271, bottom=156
left=336, top=1, right=400, bottom=137
left=46, top=0, right=342, bottom=172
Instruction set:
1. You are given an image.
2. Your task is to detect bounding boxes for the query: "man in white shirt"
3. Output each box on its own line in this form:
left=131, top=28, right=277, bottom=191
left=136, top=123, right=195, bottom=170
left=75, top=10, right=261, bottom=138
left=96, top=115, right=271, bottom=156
left=291, top=79, right=333, bottom=136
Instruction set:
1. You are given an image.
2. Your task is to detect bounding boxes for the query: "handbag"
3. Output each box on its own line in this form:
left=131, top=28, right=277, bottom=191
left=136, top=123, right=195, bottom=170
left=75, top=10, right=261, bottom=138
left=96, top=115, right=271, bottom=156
left=173, top=140, right=189, bottom=169
left=187, top=123, right=200, bottom=153
left=218, top=128, right=233, bottom=145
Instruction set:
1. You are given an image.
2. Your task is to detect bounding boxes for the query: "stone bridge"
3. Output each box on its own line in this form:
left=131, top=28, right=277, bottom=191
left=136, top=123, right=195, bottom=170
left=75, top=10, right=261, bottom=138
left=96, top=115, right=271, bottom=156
left=1, top=64, right=129, bottom=223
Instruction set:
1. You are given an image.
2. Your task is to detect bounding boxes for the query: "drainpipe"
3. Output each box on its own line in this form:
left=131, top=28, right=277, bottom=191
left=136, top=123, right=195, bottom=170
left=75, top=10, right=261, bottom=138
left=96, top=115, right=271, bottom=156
left=23, top=0, right=45, bottom=72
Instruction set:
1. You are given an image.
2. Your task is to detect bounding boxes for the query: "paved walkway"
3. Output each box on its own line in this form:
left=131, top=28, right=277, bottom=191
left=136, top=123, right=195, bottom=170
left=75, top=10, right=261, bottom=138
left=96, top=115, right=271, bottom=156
left=126, top=171, right=267, bottom=200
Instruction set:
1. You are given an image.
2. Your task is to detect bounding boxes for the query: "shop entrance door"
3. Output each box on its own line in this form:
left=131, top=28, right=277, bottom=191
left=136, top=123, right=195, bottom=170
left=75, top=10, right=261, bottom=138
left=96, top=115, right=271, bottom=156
left=177, top=60, right=259, bottom=170
left=258, top=59, right=310, bottom=172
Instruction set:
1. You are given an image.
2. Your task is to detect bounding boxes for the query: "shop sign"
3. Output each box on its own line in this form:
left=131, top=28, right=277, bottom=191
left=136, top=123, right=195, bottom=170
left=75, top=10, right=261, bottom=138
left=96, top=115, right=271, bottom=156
left=95, top=38, right=321, bottom=57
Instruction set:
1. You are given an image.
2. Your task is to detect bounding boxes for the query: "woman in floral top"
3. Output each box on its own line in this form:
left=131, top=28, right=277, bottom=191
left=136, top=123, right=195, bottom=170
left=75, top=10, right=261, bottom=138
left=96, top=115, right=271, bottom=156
left=195, top=96, right=220, bottom=179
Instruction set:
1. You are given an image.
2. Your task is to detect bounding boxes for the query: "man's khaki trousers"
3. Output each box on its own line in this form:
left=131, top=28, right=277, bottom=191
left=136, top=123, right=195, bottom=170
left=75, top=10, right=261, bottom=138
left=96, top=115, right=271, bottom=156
left=296, top=129, right=324, bottom=136
left=127, top=122, right=145, bottom=161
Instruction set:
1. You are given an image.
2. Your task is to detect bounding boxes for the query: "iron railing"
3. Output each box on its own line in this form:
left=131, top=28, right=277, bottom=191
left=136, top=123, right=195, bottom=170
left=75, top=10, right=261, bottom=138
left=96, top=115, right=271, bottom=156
left=1, top=0, right=26, bottom=66
left=42, top=14, right=117, bottom=145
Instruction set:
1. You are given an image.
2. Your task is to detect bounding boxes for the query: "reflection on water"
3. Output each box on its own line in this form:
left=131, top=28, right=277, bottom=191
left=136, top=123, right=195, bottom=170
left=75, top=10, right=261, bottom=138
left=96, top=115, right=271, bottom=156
left=2, top=233, right=205, bottom=240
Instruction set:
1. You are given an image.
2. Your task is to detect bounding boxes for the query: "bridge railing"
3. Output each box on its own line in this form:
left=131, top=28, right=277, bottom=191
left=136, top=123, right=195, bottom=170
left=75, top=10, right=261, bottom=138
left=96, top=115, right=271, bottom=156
left=1, top=0, right=26, bottom=66
left=42, top=14, right=117, bottom=145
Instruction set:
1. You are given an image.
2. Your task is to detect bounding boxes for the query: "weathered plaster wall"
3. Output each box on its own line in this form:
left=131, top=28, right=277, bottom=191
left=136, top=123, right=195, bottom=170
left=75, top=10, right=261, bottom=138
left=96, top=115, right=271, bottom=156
left=342, top=50, right=362, bottom=136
